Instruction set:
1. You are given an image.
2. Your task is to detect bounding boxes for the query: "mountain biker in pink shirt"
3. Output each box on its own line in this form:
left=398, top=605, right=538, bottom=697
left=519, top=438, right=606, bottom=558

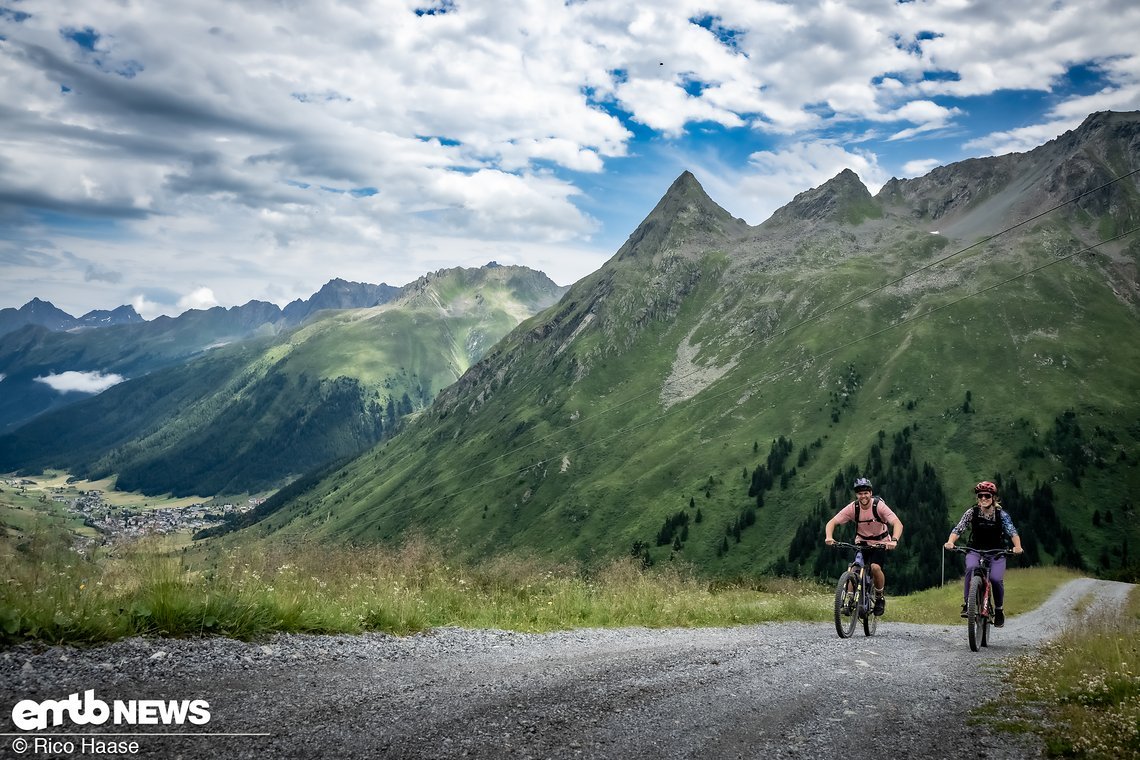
left=824, top=477, right=903, bottom=616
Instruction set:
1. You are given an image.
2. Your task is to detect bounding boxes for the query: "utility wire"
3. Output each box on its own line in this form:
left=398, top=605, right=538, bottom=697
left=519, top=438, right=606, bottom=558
left=369, top=167, right=1140, bottom=506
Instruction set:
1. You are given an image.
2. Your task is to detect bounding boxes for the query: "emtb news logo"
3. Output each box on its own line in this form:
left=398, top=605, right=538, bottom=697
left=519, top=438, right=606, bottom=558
left=11, top=690, right=210, bottom=731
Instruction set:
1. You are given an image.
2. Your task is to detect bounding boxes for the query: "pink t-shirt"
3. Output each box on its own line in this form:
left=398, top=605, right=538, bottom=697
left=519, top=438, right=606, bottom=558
left=833, top=498, right=897, bottom=542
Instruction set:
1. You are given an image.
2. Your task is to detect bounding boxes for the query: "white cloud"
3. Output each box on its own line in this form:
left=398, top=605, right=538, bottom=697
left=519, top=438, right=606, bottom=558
left=130, top=294, right=165, bottom=320
left=699, top=141, right=891, bottom=225
left=901, top=158, right=944, bottom=178
left=887, top=101, right=963, bottom=141
left=34, top=370, right=125, bottom=394
left=178, top=287, right=220, bottom=311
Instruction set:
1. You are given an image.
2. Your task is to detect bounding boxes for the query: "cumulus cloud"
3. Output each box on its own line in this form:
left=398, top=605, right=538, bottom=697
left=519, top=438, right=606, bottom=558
left=699, top=141, right=891, bottom=225
left=130, top=294, right=156, bottom=318
left=901, top=158, right=944, bottom=179
left=887, top=101, right=963, bottom=141
left=178, top=287, right=220, bottom=311
left=34, top=370, right=125, bottom=394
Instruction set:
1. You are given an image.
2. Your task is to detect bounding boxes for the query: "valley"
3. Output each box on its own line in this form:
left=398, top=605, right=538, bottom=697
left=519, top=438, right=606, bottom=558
left=0, top=471, right=247, bottom=549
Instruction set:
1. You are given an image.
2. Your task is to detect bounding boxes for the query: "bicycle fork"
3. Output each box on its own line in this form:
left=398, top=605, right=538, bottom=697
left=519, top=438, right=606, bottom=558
left=849, top=565, right=864, bottom=614
left=976, top=572, right=990, bottom=618
left=842, top=565, right=860, bottom=613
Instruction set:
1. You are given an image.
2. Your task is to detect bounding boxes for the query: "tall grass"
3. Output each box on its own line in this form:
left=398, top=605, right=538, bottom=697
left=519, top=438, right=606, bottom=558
left=1, top=534, right=838, bottom=645
left=0, top=531, right=1079, bottom=647
left=993, top=586, right=1140, bottom=759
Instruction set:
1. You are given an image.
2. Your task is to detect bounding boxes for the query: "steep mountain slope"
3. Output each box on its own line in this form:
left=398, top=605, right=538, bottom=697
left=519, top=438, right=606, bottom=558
left=0, top=265, right=566, bottom=497
left=249, top=111, right=1140, bottom=588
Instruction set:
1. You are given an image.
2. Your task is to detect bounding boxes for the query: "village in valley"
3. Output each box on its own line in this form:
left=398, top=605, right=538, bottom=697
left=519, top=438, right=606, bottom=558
left=0, top=473, right=262, bottom=549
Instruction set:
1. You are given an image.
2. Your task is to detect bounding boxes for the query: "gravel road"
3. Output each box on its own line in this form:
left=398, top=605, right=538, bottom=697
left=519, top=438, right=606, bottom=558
left=1, top=577, right=1133, bottom=760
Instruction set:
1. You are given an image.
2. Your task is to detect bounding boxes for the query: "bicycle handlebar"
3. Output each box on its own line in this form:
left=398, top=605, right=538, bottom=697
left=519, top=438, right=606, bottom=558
left=947, top=547, right=1012, bottom=557
left=828, top=540, right=895, bottom=550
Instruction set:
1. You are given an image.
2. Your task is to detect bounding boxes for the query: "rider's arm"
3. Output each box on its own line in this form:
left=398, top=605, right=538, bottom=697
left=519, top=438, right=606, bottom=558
left=944, top=509, right=971, bottom=548
left=824, top=506, right=852, bottom=544
left=1000, top=511, right=1024, bottom=553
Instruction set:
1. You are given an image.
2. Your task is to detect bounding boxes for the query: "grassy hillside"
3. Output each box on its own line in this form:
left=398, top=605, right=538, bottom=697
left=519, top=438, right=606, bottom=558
left=241, top=115, right=1140, bottom=591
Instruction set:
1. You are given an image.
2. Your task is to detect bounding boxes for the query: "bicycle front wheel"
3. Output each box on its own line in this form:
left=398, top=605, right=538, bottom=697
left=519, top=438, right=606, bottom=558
left=980, top=585, right=991, bottom=647
left=967, top=573, right=983, bottom=652
left=862, top=593, right=878, bottom=637
left=834, top=570, right=858, bottom=639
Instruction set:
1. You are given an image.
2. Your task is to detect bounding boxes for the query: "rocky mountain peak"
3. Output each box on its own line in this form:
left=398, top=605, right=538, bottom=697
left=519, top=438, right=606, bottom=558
left=613, top=171, right=748, bottom=263
left=766, top=168, right=878, bottom=226
left=76, top=304, right=144, bottom=328
left=281, top=278, right=399, bottom=323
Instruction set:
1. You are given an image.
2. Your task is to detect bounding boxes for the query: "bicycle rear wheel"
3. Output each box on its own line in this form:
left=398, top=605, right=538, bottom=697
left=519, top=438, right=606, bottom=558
left=967, top=573, right=983, bottom=652
left=834, top=570, right=858, bottom=638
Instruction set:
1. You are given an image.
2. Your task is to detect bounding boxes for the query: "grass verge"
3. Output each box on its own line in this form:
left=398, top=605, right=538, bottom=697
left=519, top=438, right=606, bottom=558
left=987, top=584, right=1140, bottom=759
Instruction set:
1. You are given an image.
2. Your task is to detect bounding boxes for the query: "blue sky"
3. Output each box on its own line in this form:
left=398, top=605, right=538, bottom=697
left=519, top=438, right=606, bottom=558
left=1, top=0, right=1138, bottom=318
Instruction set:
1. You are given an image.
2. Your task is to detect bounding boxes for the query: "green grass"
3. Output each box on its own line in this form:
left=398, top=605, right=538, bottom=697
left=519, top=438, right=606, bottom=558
left=0, top=529, right=1079, bottom=646
left=989, top=585, right=1140, bottom=759
left=888, top=564, right=1083, bottom=623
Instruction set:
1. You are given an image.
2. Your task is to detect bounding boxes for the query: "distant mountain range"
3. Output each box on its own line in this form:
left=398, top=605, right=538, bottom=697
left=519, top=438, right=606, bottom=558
left=0, top=298, right=145, bottom=335
left=0, top=264, right=566, bottom=495
left=0, top=276, right=404, bottom=339
left=222, top=110, right=1140, bottom=589
left=0, top=269, right=507, bottom=433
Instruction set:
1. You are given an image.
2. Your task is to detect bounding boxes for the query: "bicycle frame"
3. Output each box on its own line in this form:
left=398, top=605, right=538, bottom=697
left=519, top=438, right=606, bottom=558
left=830, top=541, right=880, bottom=638
left=951, top=547, right=1008, bottom=652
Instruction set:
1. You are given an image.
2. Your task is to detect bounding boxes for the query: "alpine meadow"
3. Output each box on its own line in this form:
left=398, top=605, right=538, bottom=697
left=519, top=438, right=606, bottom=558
left=207, top=110, right=1140, bottom=592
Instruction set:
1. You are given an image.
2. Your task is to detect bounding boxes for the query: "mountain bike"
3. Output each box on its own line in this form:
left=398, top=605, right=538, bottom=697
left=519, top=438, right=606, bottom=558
left=829, top=541, right=884, bottom=638
left=949, top=547, right=1009, bottom=652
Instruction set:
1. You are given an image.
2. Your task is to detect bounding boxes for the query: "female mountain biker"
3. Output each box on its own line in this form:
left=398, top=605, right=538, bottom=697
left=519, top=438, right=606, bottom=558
left=943, top=480, right=1024, bottom=626
left=824, top=477, right=903, bottom=616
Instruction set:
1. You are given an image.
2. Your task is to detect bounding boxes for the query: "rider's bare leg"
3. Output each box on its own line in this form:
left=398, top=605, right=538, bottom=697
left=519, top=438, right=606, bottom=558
left=870, top=563, right=885, bottom=595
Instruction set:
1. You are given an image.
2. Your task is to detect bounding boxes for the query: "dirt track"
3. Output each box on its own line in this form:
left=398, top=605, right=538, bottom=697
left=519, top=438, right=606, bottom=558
left=1, top=577, right=1132, bottom=759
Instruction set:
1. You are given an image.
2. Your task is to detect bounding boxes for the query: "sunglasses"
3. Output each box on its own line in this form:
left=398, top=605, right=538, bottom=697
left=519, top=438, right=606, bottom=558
left=976, top=494, right=993, bottom=500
